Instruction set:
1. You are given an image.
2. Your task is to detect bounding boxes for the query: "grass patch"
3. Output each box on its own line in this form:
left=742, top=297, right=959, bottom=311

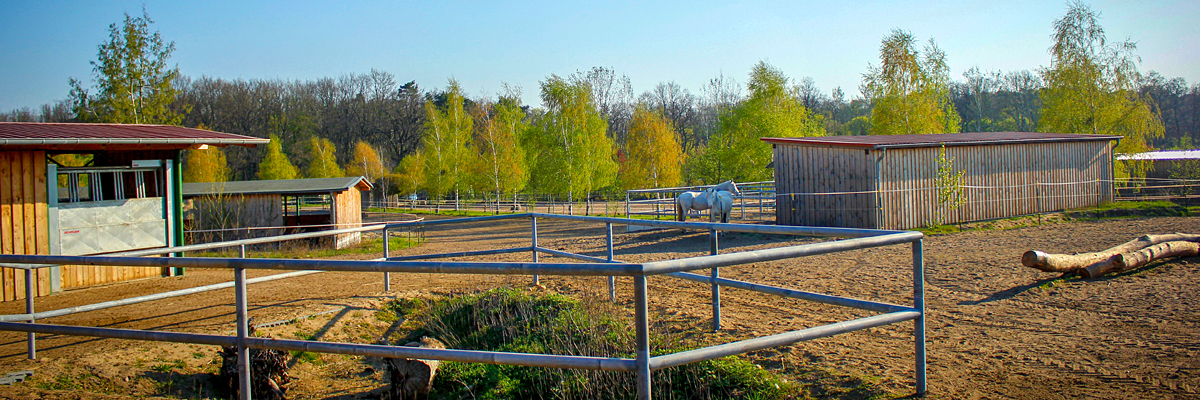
left=191, top=235, right=419, bottom=259
left=289, top=350, right=323, bottom=365
left=150, top=359, right=186, bottom=373
left=385, top=288, right=873, bottom=400
left=915, top=224, right=960, bottom=236
left=36, top=373, right=121, bottom=394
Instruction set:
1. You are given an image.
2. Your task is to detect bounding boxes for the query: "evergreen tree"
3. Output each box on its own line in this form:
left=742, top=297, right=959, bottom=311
left=257, top=134, right=299, bottom=180
left=69, top=9, right=183, bottom=124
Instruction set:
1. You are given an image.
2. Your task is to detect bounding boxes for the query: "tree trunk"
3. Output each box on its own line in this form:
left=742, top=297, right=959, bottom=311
left=1080, top=241, right=1200, bottom=278
left=384, top=337, right=446, bottom=400
left=1022, top=233, right=1200, bottom=273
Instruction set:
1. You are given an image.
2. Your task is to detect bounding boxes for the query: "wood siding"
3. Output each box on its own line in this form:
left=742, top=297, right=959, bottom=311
left=0, top=151, right=52, bottom=301
left=773, top=141, right=1113, bottom=230
left=773, top=146, right=877, bottom=227
left=332, top=189, right=362, bottom=248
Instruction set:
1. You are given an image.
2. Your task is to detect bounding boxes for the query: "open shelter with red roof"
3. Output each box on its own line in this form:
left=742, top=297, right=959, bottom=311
left=0, top=122, right=266, bottom=301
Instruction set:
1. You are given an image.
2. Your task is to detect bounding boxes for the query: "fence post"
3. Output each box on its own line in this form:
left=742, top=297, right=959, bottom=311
left=25, top=269, right=35, bottom=360
left=383, top=227, right=391, bottom=292
left=531, top=216, right=540, bottom=286
left=913, top=239, right=926, bottom=395
left=625, top=192, right=631, bottom=217
left=710, top=229, right=720, bottom=332
left=607, top=223, right=615, bottom=302
left=236, top=244, right=252, bottom=400
left=634, top=274, right=651, bottom=400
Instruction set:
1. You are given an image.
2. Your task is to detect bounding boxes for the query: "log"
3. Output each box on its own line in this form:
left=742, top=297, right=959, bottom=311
left=1022, top=233, right=1200, bottom=273
left=384, top=337, right=445, bottom=400
left=1080, top=241, right=1200, bottom=278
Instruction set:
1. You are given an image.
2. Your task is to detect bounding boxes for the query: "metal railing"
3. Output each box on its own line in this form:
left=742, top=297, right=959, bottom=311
left=0, top=213, right=925, bottom=399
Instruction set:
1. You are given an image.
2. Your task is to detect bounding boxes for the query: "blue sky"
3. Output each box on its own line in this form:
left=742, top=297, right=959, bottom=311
left=2, top=0, right=1197, bottom=111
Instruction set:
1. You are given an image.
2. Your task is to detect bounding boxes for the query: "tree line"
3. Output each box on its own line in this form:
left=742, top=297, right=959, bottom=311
left=3, top=2, right=1194, bottom=203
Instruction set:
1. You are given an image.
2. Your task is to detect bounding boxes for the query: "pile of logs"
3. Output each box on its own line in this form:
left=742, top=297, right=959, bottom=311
left=383, top=336, right=445, bottom=400
left=218, top=325, right=292, bottom=400
left=1022, top=233, right=1200, bottom=278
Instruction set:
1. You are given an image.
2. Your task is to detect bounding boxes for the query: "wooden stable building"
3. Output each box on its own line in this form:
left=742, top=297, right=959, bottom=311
left=764, top=132, right=1121, bottom=230
left=0, top=122, right=266, bottom=301
left=182, top=177, right=372, bottom=249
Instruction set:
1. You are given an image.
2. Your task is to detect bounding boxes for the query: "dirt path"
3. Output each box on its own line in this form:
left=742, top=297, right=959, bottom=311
left=0, top=214, right=1197, bottom=399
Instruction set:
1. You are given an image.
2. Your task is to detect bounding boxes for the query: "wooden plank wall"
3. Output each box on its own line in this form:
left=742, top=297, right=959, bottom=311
left=774, top=141, right=1113, bottom=230
left=878, top=141, right=1112, bottom=229
left=332, top=189, right=363, bottom=249
left=0, top=150, right=52, bottom=301
left=772, top=146, right=875, bottom=227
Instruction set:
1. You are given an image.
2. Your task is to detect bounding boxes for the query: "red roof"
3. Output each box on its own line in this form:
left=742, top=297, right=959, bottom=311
left=762, top=132, right=1122, bottom=149
left=0, top=122, right=267, bottom=150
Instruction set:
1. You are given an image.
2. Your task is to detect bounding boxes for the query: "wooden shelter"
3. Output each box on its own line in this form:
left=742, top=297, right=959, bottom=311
left=764, top=132, right=1121, bottom=230
left=0, top=122, right=266, bottom=301
left=182, top=177, right=372, bottom=249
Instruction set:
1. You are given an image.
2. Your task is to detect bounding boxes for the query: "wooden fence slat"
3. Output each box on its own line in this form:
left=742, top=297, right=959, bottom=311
left=1, top=152, right=13, bottom=301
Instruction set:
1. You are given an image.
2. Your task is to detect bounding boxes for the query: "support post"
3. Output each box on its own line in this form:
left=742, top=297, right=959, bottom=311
left=25, top=269, right=35, bottom=360
left=634, top=275, right=651, bottom=400
left=913, top=239, right=926, bottom=395
left=607, top=223, right=615, bottom=302
left=236, top=245, right=251, bottom=400
left=531, top=216, right=540, bottom=286
left=710, top=229, right=720, bottom=331
left=625, top=192, right=631, bottom=217
left=382, top=228, right=391, bottom=292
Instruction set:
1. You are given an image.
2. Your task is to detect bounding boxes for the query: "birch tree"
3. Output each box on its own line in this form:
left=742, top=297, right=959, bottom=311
left=525, top=75, right=617, bottom=214
left=692, top=61, right=823, bottom=183
left=306, top=137, right=344, bottom=178
left=471, top=94, right=528, bottom=212
left=862, top=29, right=961, bottom=135
left=419, top=80, right=473, bottom=210
left=1038, top=1, right=1163, bottom=178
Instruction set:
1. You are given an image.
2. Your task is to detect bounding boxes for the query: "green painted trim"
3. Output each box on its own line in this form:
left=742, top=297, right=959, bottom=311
left=172, top=152, right=185, bottom=275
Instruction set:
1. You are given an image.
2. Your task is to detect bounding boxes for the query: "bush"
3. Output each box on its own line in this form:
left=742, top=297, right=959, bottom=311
left=387, top=288, right=796, bottom=400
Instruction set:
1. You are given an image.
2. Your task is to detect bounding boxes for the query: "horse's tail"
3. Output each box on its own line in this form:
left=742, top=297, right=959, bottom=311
left=675, top=201, right=684, bottom=222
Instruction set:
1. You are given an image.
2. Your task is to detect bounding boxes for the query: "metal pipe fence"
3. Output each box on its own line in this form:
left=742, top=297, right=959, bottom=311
left=624, top=181, right=777, bottom=222
left=0, top=212, right=925, bottom=399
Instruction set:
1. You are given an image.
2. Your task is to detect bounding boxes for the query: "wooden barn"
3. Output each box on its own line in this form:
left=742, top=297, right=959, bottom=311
left=0, top=122, right=266, bottom=301
left=764, top=132, right=1121, bottom=230
left=182, top=177, right=372, bottom=249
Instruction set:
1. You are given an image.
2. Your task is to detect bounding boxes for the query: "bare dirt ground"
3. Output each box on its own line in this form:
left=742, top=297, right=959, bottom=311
left=0, top=212, right=1197, bottom=399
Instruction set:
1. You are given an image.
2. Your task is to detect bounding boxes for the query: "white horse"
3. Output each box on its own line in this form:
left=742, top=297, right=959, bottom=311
left=675, top=180, right=740, bottom=222
left=707, top=188, right=734, bottom=223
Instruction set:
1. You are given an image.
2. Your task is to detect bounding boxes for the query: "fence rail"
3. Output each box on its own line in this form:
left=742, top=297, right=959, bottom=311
left=0, top=213, right=926, bottom=399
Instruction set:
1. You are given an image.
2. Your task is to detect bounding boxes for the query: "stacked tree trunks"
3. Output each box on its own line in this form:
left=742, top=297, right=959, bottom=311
left=1022, top=233, right=1200, bottom=278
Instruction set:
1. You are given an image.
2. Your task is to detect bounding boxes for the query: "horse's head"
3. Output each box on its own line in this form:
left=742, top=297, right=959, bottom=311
left=719, top=180, right=740, bottom=196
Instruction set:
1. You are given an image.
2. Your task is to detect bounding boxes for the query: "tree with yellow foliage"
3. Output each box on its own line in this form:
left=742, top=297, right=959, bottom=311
left=183, top=146, right=229, bottom=183
left=620, top=106, right=683, bottom=190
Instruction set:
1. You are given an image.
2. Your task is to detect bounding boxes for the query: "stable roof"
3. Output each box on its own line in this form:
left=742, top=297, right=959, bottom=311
left=762, top=132, right=1122, bottom=150
left=0, top=122, right=268, bottom=151
left=1115, top=150, right=1200, bottom=161
left=182, top=177, right=372, bottom=197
